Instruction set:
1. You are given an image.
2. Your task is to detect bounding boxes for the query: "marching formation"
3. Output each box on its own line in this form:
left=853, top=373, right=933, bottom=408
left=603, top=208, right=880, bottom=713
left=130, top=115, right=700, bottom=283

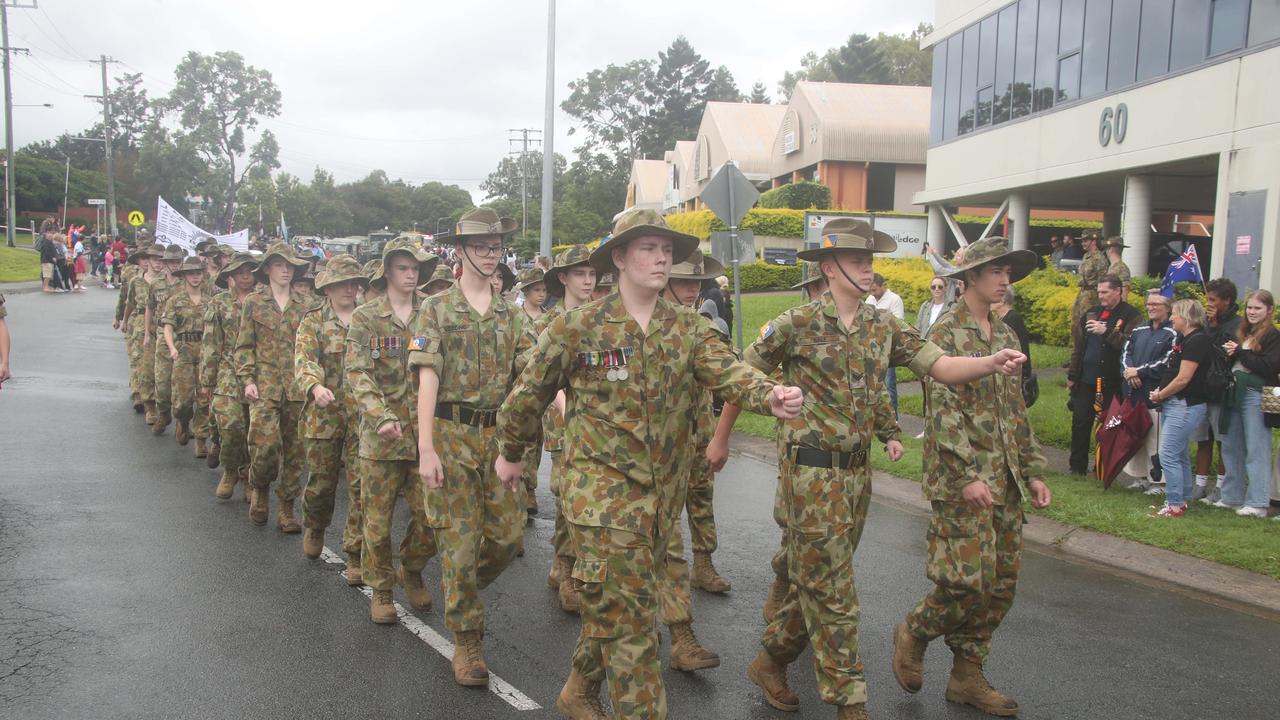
left=112, top=208, right=1050, bottom=720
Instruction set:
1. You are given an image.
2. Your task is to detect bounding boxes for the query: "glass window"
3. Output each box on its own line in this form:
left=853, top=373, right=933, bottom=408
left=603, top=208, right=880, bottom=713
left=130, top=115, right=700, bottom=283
left=994, top=4, right=1019, bottom=124
left=1081, top=0, right=1112, bottom=97
left=979, top=15, right=999, bottom=88
left=1210, top=0, right=1250, bottom=55
left=959, top=24, right=980, bottom=134
left=1137, top=0, right=1174, bottom=81
left=944, top=36, right=963, bottom=140
left=930, top=38, right=946, bottom=144
left=1109, top=0, right=1141, bottom=87
left=1035, top=0, right=1062, bottom=111
left=1060, top=0, right=1086, bottom=51
left=1249, top=0, right=1280, bottom=46
left=1170, top=0, right=1210, bottom=70
left=976, top=86, right=995, bottom=126
left=1014, top=0, right=1039, bottom=118
left=1058, top=52, right=1082, bottom=101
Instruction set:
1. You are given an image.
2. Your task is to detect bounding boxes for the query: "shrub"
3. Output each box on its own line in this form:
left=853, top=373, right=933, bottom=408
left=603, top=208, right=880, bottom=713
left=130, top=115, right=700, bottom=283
left=724, top=261, right=802, bottom=291
left=667, top=208, right=808, bottom=240
left=759, top=181, right=832, bottom=210
left=1013, top=264, right=1078, bottom=346
left=874, top=258, right=935, bottom=317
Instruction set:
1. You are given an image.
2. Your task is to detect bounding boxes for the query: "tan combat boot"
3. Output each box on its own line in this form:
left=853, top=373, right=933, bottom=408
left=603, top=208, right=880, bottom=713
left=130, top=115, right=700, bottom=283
left=370, top=588, right=397, bottom=624
left=345, top=554, right=364, bottom=586
left=945, top=654, right=1018, bottom=717
left=277, top=501, right=301, bottom=534
left=214, top=470, right=237, bottom=500
left=548, top=555, right=568, bottom=589
left=144, top=401, right=156, bottom=425
left=892, top=622, right=927, bottom=693
left=669, top=621, right=720, bottom=671
left=174, top=419, right=190, bottom=445
left=452, top=630, right=489, bottom=687
left=397, top=565, right=432, bottom=611
left=302, top=528, right=324, bottom=559
left=194, top=435, right=207, bottom=457
left=691, top=551, right=731, bottom=593
left=248, top=486, right=268, bottom=526
left=558, top=576, right=581, bottom=614
left=763, top=576, right=789, bottom=623
left=556, top=669, right=609, bottom=719
left=836, top=703, right=871, bottom=719
left=151, top=410, right=170, bottom=435
left=205, top=442, right=220, bottom=469
left=747, top=649, right=799, bottom=712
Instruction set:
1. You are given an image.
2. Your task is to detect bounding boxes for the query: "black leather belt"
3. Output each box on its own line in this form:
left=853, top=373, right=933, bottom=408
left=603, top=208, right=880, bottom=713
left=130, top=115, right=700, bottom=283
left=176, top=332, right=203, bottom=341
left=789, top=445, right=868, bottom=470
left=436, top=402, right=498, bottom=428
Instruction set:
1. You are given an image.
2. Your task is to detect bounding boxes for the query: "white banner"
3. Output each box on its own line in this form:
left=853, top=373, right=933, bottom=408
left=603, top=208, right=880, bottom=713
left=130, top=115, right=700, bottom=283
left=154, top=197, right=250, bottom=252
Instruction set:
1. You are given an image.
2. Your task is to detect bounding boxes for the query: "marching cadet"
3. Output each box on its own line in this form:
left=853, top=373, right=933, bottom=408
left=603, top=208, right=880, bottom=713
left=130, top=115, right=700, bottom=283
left=202, top=252, right=258, bottom=501
left=514, top=267, right=548, bottom=516
left=1102, top=236, right=1131, bottom=294
left=420, top=264, right=457, bottom=296
left=132, top=245, right=165, bottom=425
left=115, top=243, right=145, bottom=413
left=292, top=267, right=317, bottom=299
left=360, top=259, right=384, bottom=304
left=1070, top=232, right=1108, bottom=348
left=494, top=208, right=803, bottom=720
left=718, top=218, right=1025, bottom=720
left=411, top=209, right=531, bottom=686
left=891, top=237, right=1051, bottom=719
left=540, top=246, right=597, bottom=614
left=148, top=245, right=186, bottom=435
left=294, top=255, right=367, bottom=566
left=590, top=272, right=614, bottom=301
left=516, top=267, right=547, bottom=322
left=792, top=260, right=828, bottom=300
left=345, top=238, right=439, bottom=622
left=234, top=243, right=312, bottom=531
left=161, top=257, right=209, bottom=455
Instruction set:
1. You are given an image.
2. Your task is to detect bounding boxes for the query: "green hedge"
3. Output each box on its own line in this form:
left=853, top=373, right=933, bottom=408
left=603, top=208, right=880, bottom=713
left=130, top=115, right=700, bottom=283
left=725, top=261, right=802, bottom=291
left=667, top=208, right=1106, bottom=242
left=759, top=181, right=831, bottom=210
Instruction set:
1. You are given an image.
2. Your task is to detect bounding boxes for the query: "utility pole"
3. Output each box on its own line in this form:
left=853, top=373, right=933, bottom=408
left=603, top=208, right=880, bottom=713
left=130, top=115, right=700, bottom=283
left=508, top=127, right=541, bottom=240
left=538, top=0, right=556, bottom=259
left=1, top=2, right=36, bottom=247
left=87, top=55, right=120, bottom=236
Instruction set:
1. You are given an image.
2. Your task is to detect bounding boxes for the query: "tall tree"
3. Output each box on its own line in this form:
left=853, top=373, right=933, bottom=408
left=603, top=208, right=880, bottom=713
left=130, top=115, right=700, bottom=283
left=479, top=151, right=566, bottom=204
left=777, top=24, right=934, bottom=100
left=161, top=51, right=282, bottom=232
left=748, top=81, right=771, bottom=104
left=642, top=37, right=741, bottom=157
left=561, top=60, right=655, bottom=161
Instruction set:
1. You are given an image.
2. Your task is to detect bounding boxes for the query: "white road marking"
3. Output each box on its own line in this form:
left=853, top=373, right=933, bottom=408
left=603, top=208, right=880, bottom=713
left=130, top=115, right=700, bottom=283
left=319, top=547, right=541, bottom=711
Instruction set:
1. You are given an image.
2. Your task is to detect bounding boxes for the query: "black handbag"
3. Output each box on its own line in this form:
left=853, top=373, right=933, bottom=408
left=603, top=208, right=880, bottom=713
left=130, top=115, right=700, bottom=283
left=1023, top=375, right=1040, bottom=408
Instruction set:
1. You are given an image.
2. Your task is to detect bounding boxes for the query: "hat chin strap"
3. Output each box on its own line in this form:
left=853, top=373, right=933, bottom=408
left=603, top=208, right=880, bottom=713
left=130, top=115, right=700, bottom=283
left=462, top=245, right=497, bottom=278
left=832, top=257, right=871, bottom=294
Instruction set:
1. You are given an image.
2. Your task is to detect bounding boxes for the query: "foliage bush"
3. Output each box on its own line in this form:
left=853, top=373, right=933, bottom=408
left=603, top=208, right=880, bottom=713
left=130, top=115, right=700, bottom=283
left=725, top=261, right=802, bottom=291
left=1013, top=264, right=1079, bottom=346
left=759, top=181, right=832, bottom=210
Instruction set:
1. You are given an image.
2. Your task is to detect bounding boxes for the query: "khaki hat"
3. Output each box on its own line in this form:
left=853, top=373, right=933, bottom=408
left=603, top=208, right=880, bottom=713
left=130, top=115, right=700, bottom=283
left=417, top=263, right=456, bottom=293
left=545, top=245, right=593, bottom=297
left=174, top=257, right=206, bottom=275
left=195, top=237, right=218, bottom=254
left=1078, top=231, right=1102, bottom=244
left=590, top=208, right=699, bottom=274
left=160, top=244, right=188, bottom=262
left=293, top=268, right=317, bottom=289
left=796, top=218, right=895, bottom=261
left=253, top=241, right=311, bottom=283
left=216, top=252, right=259, bottom=288
left=371, top=237, right=438, bottom=289
left=361, top=259, right=383, bottom=283
left=218, top=244, right=237, bottom=256
left=669, top=252, right=724, bottom=281
left=1101, top=235, right=1128, bottom=250
left=446, top=207, right=518, bottom=243
left=942, top=236, right=1038, bottom=283
left=315, top=254, right=369, bottom=291
left=790, top=261, right=826, bottom=290
left=514, top=267, right=545, bottom=292
left=136, top=243, right=165, bottom=259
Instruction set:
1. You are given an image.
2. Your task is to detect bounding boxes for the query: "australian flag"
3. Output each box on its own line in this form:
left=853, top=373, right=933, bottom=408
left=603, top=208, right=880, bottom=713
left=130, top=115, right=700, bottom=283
left=1160, top=244, right=1204, bottom=298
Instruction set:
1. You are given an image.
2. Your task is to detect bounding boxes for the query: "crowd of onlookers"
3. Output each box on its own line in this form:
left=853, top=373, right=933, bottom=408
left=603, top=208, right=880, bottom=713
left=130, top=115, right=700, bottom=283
left=33, top=220, right=127, bottom=293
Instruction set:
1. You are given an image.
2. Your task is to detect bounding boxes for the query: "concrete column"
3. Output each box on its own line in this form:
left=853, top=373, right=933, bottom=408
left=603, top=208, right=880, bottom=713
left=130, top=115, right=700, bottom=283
left=1008, top=192, right=1030, bottom=251
left=927, top=205, right=946, bottom=253
left=1122, top=175, right=1153, bottom=277
left=1103, top=207, right=1122, bottom=238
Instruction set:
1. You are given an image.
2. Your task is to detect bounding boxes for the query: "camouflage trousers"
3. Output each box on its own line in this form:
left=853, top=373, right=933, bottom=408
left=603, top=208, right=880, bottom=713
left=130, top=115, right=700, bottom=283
left=569, top=522, right=688, bottom=720
left=424, top=419, right=521, bottom=633
left=761, top=458, right=873, bottom=707
left=130, top=319, right=156, bottom=403
left=125, top=316, right=145, bottom=397
left=247, top=398, right=304, bottom=501
left=685, top=442, right=717, bottom=553
left=904, top=485, right=1023, bottom=663
left=360, top=457, right=437, bottom=593
left=548, top=451, right=575, bottom=561
left=302, top=429, right=363, bottom=556
left=171, top=342, right=211, bottom=438
left=1070, top=289, right=1099, bottom=348
left=153, top=343, right=174, bottom=415
left=211, top=394, right=250, bottom=477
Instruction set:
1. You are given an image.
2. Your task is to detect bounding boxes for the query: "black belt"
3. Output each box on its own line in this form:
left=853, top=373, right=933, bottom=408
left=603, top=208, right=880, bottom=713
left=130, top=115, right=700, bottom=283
left=176, top=332, right=203, bottom=341
left=789, top=445, right=867, bottom=470
left=436, top=402, right=497, bottom=428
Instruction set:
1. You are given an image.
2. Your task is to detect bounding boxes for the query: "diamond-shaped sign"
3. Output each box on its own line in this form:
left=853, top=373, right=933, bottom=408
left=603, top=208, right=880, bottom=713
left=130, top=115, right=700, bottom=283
left=701, top=163, right=759, bottom=228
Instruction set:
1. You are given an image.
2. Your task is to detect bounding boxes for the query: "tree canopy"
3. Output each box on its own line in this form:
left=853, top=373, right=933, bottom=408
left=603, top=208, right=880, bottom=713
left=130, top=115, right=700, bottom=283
left=777, top=24, right=934, bottom=100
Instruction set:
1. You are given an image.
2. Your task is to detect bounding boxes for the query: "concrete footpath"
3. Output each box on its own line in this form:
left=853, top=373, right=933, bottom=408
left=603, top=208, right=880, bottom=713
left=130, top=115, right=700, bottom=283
left=729, top=431, right=1280, bottom=621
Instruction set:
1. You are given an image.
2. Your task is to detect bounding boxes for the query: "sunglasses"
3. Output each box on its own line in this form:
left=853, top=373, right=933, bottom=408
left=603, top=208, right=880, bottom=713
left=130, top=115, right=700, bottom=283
left=930, top=283, right=945, bottom=290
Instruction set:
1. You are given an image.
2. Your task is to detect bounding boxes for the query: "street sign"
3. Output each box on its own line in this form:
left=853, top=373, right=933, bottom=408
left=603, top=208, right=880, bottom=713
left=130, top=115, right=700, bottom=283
left=128, top=211, right=145, bottom=227
left=710, top=230, right=754, bottom=267
left=87, top=198, right=106, bottom=206
left=700, top=163, right=759, bottom=229
left=762, top=247, right=797, bottom=266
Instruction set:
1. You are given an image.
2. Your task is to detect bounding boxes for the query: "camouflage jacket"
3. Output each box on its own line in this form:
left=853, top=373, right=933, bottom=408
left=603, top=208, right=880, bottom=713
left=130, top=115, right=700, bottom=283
left=146, top=276, right=177, bottom=335
left=128, top=273, right=157, bottom=327
left=161, top=290, right=206, bottom=363
left=533, top=305, right=565, bottom=452
left=233, top=287, right=311, bottom=402
left=923, top=301, right=1046, bottom=502
left=115, top=265, right=138, bottom=321
left=747, top=292, right=941, bottom=452
left=345, top=294, right=421, bottom=461
left=1108, top=258, right=1131, bottom=287
left=295, top=302, right=353, bottom=440
left=497, top=293, right=778, bottom=536
left=200, top=290, right=247, bottom=397
left=1079, top=249, right=1108, bottom=289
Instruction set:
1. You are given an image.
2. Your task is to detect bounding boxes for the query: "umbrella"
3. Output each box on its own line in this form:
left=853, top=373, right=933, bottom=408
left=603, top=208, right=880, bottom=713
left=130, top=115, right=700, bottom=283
left=1095, top=394, right=1153, bottom=489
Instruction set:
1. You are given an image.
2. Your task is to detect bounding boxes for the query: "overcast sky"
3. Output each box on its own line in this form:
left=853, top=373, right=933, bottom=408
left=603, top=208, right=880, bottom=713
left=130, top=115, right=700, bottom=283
left=8, top=0, right=933, bottom=203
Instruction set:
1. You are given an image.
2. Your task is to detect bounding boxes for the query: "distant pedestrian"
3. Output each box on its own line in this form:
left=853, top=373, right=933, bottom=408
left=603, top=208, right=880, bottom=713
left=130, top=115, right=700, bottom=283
left=38, top=227, right=60, bottom=293
left=867, top=273, right=905, bottom=414
left=1191, top=277, right=1241, bottom=503
left=1049, top=236, right=1064, bottom=267
left=915, top=275, right=948, bottom=337
left=1148, top=299, right=1213, bottom=517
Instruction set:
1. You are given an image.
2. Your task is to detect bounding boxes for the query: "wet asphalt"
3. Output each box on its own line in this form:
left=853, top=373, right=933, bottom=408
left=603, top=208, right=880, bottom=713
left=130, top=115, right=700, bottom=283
left=1, top=288, right=1277, bottom=720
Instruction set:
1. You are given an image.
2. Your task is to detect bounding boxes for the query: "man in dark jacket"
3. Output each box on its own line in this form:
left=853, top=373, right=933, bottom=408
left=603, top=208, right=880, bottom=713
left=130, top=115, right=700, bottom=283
left=1068, top=274, right=1141, bottom=475
left=1119, top=292, right=1177, bottom=490
left=1192, top=278, right=1243, bottom=502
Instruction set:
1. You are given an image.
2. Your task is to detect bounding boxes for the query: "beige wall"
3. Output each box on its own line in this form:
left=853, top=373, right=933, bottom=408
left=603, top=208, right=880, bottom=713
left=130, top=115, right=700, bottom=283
left=923, top=0, right=1014, bottom=47
left=893, top=165, right=927, bottom=213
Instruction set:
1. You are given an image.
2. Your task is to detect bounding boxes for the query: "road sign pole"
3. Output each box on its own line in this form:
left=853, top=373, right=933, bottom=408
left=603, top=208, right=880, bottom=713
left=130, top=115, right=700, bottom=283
left=728, top=174, right=744, bottom=352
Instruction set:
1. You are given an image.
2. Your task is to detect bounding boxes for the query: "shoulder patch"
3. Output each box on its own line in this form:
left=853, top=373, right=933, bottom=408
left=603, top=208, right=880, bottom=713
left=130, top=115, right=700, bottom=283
left=409, top=336, right=428, bottom=351
left=760, top=322, right=774, bottom=340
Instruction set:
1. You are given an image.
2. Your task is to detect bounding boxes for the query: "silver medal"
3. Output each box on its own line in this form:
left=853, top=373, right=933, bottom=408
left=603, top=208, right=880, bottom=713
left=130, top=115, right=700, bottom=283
left=606, top=368, right=618, bottom=381
left=617, top=368, right=628, bottom=381
left=371, top=349, right=380, bottom=359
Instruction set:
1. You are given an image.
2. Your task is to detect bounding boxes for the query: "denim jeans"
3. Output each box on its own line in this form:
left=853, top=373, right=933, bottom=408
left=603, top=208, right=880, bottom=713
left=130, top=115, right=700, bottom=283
left=885, top=367, right=898, bottom=417
left=1219, top=388, right=1274, bottom=509
left=1158, top=398, right=1206, bottom=507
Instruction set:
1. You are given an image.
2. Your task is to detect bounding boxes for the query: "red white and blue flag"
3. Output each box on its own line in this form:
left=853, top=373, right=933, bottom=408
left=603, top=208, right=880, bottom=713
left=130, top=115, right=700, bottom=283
left=1160, top=244, right=1204, bottom=297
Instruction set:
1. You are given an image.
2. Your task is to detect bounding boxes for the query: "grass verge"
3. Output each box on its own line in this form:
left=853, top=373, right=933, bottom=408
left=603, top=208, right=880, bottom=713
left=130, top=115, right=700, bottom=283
left=0, top=245, right=40, bottom=282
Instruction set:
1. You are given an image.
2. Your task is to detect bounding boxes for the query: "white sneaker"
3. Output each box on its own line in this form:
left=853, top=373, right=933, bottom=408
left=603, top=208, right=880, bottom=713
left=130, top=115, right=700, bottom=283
left=1125, top=478, right=1147, bottom=490
left=1211, top=499, right=1238, bottom=510
left=1236, top=506, right=1268, bottom=518
left=1144, top=485, right=1166, bottom=496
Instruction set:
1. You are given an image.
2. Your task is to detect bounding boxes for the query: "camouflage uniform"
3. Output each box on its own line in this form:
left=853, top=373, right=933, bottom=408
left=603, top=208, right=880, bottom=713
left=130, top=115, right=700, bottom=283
left=747, top=292, right=942, bottom=708
left=1070, top=245, right=1108, bottom=346
left=234, top=286, right=311, bottom=503
left=130, top=271, right=159, bottom=405
left=904, top=300, right=1046, bottom=662
left=536, top=305, right=575, bottom=566
left=1109, top=258, right=1131, bottom=289
left=149, top=275, right=179, bottom=420
left=161, top=280, right=208, bottom=441
left=295, top=302, right=362, bottom=556
left=497, top=293, right=780, bottom=718
left=202, top=288, right=252, bottom=486
left=408, top=283, right=532, bottom=633
left=346, top=293, right=437, bottom=593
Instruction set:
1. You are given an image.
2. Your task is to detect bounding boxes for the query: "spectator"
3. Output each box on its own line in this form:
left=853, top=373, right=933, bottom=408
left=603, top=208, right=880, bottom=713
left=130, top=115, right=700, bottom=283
left=102, top=248, right=116, bottom=288
left=37, top=227, right=60, bottom=293
left=71, top=233, right=87, bottom=291
left=1060, top=235, right=1083, bottom=261
left=995, top=284, right=1033, bottom=391
left=1067, top=274, right=1140, bottom=475
left=1191, top=278, right=1242, bottom=502
left=1148, top=299, right=1213, bottom=517
left=866, top=273, right=905, bottom=414
left=1216, top=290, right=1280, bottom=517
left=53, top=235, right=72, bottom=291
left=702, top=276, right=733, bottom=340
left=1049, top=236, right=1065, bottom=267
left=915, top=275, right=948, bottom=337
left=1120, top=292, right=1177, bottom=491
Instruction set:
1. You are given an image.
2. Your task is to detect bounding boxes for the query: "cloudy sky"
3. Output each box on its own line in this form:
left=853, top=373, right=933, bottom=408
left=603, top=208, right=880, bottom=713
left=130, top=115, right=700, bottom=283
left=8, top=0, right=933, bottom=202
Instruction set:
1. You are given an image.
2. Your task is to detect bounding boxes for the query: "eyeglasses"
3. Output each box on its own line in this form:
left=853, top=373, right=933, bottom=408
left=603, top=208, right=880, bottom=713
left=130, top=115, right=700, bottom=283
left=930, top=283, right=945, bottom=290
left=465, top=244, right=504, bottom=258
